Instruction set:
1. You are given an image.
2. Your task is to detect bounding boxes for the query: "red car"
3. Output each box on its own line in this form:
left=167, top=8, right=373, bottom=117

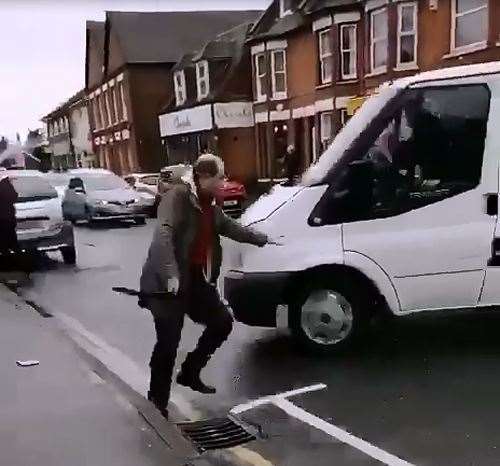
left=156, top=165, right=247, bottom=217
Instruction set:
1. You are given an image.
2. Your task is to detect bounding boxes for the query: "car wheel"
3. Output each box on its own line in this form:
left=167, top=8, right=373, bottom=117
left=61, top=246, right=76, bottom=265
left=134, top=216, right=146, bottom=226
left=290, top=273, right=369, bottom=354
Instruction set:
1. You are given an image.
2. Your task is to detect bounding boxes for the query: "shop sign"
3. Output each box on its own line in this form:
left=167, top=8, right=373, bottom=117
left=214, top=102, right=254, bottom=129
left=159, top=104, right=213, bottom=137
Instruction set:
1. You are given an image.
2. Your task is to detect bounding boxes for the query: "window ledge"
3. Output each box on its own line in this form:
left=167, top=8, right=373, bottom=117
left=271, top=95, right=288, bottom=102
left=394, top=64, right=419, bottom=72
left=316, top=83, right=332, bottom=90
left=365, top=68, right=387, bottom=78
left=443, top=41, right=488, bottom=59
left=338, top=78, right=359, bottom=84
left=254, top=99, right=268, bottom=105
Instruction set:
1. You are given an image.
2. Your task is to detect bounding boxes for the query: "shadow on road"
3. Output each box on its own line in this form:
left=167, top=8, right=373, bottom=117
left=242, top=311, right=500, bottom=383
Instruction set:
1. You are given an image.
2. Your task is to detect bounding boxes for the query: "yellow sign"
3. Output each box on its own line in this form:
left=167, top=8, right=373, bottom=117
left=346, top=96, right=368, bottom=116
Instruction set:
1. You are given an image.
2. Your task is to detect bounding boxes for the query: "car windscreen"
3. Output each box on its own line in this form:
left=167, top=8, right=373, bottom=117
left=81, top=174, right=130, bottom=191
left=9, top=176, right=58, bottom=202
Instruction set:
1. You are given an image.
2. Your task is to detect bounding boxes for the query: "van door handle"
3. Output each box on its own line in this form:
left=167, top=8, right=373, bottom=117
left=485, top=194, right=498, bottom=216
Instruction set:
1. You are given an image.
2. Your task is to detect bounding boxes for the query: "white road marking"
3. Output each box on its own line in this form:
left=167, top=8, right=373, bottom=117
left=55, top=312, right=202, bottom=420
left=230, top=383, right=327, bottom=414
left=230, top=384, right=414, bottom=466
left=273, top=398, right=415, bottom=466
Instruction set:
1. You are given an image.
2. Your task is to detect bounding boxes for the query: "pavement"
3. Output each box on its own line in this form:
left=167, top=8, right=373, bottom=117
left=0, top=283, right=200, bottom=466
left=7, top=219, right=500, bottom=465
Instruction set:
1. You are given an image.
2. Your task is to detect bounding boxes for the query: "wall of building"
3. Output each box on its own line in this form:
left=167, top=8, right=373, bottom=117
left=128, top=64, right=173, bottom=172
left=218, top=126, right=256, bottom=185
left=70, top=104, right=92, bottom=155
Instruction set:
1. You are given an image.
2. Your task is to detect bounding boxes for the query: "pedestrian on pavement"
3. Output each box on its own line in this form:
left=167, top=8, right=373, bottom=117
left=0, top=176, right=19, bottom=253
left=140, top=154, right=270, bottom=419
left=284, top=144, right=300, bottom=186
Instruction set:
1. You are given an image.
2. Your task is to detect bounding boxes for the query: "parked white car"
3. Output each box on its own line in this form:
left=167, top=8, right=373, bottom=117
left=224, top=61, right=500, bottom=353
left=1, top=170, right=76, bottom=264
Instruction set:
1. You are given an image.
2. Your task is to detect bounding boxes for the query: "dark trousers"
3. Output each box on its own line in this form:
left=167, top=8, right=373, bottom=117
left=148, top=266, right=233, bottom=406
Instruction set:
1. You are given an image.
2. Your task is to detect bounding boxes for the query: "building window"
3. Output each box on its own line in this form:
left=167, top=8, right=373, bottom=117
left=279, top=0, right=294, bottom=18
left=340, top=108, right=351, bottom=127
left=397, top=2, right=418, bottom=68
left=93, top=98, right=102, bottom=130
left=118, top=82, right=128, bottom=121
left=255, top=53, right=267, bottom=102
left=174, top=70, right=187, bottom=106
left=340, top=24, right=357, bottom=80
left=318, top=29, right=333, bottom=84
left=370, top=8, right=388, bottom=74
left=271, top=49, right=287, bottom=100
left=112, top=86, right=122, bottom=122
left=196, top=61, right=210, bottom=100
left=107, top=89, right=117, bottom=124
left=98, top=94, right=108, bottom=128
left=452, top=0, right=488, bottom=51
left=320, top=111, right=334, bottom=148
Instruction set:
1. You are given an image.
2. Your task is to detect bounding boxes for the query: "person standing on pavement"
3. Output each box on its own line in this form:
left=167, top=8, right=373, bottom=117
left=284, top=144, right=300, bottom=186
left=140, top=154, right=271, bottom=419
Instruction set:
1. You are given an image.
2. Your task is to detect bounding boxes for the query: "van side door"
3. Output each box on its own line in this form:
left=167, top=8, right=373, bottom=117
left=339, top=82, right=495, bottom=312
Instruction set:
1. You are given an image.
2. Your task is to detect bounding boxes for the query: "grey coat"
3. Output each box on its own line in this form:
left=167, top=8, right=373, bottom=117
left=140, top=184, right=267, bottom=294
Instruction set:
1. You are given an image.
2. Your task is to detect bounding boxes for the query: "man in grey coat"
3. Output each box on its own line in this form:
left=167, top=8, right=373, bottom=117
left=140, top=154, right=268, bottom=419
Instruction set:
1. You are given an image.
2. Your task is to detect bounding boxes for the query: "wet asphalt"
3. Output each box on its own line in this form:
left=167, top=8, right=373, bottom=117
left=16, top=219, right=500, bottom=466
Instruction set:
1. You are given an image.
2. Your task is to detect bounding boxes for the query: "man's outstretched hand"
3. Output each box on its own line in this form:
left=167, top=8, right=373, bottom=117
left=266, top=236, right=285, bottom=246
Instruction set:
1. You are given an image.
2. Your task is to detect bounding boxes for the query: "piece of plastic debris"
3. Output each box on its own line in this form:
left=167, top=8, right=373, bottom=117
left=16, top=360, right=40, bottom=367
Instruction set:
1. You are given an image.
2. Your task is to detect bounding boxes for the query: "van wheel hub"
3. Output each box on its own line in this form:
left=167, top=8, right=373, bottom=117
left=300, top=290, right=353, bottom=346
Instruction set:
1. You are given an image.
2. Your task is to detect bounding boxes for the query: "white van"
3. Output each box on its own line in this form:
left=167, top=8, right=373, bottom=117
left=224, top=62, right=500, bottom=353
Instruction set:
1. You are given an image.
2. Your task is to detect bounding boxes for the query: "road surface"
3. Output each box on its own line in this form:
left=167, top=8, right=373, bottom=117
left=17, top=219, right=500, bottom=466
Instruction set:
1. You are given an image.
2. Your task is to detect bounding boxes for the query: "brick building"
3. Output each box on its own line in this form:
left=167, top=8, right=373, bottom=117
left=85, top=10, right=262, bottom=176
left=158, top=20, right=260, bottom=185
left=248, top=0, right=500, bottom=181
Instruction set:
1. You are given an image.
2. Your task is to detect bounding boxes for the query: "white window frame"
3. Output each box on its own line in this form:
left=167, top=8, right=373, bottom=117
left=451, top=0, right=489, bottom=53
left=340, top=23, right=358, bottom=80
left=173, top=70, right=187, bottom=106
left=255, top=52, right=267, bottom=102
left=318, top=29, right=333, bottom=84
left=340, top=108, right=349, bottom=127
left=271, top=49, right=287, bottom=100
left=196, top=61, right=210, bottom=101
left=119, top=82, right=128, bottom=121
left=370, top=7, right=388, bottom=74
left=396, top=2, right=418, bottom=69
left=320, top=111, right=334, bottom=142
left=279, top=0, right=293, bottom=18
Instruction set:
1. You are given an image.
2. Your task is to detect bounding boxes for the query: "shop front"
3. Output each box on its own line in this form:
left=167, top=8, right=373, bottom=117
left=159, top=102, right=256, bottom=184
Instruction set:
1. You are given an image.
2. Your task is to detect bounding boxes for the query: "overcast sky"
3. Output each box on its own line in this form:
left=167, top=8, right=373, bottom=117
left=0, top=0, right=270, bottom=141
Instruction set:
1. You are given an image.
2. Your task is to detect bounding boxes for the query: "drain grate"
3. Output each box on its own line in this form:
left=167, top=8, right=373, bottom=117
left=177, top=417, right=256, bottom=452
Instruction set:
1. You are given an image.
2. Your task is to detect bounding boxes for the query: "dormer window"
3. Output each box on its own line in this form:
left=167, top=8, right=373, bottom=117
left=196, top=61, right=210, bottom=100
left=279, top=0, right=294, bottom=18
left=173, top=70, right=186, bottom=106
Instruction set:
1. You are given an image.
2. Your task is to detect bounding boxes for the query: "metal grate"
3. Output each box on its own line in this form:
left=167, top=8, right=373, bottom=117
left=177, top=417, right=256, bottom=452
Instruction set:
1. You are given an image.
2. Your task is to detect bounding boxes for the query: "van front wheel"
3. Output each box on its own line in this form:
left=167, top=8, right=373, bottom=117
left=290, top=275, right=367, bottom=354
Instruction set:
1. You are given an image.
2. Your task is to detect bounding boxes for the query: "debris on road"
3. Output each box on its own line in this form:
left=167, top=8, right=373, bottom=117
left=16, top=360, right=40, bottom=367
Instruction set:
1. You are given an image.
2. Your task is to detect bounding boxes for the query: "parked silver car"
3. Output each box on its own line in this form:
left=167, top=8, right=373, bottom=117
left=61, top=169, right=147, bottom=225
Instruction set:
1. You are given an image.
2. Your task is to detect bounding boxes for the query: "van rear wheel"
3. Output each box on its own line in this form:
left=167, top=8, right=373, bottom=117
left=290, top=274, right=368, bottom=354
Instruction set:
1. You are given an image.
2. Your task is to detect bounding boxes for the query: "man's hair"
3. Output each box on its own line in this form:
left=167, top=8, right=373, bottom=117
left=193, top=153, right=224, bottom=178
